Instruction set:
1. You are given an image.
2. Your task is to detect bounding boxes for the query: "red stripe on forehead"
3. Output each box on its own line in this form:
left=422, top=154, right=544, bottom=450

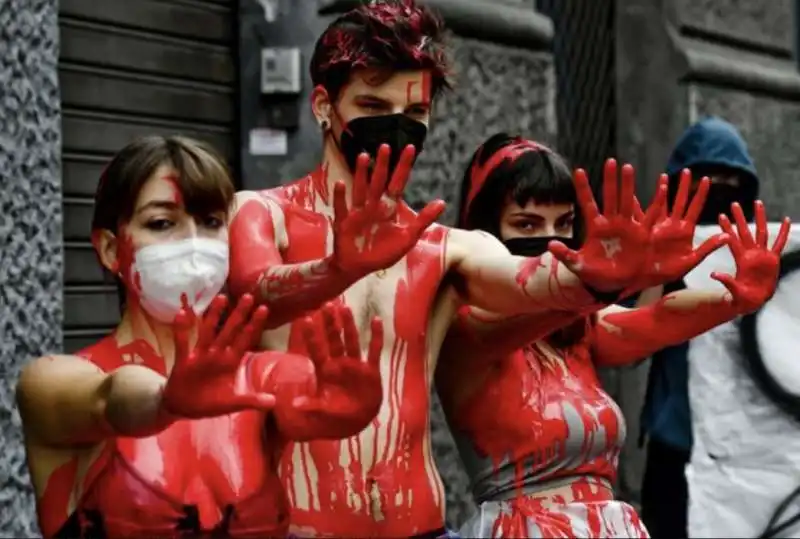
left=462, top=139, right=544, bottom=227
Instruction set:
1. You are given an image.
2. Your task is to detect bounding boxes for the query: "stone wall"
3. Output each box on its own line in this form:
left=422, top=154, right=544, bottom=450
left=0, top=0, right=62, bottom=536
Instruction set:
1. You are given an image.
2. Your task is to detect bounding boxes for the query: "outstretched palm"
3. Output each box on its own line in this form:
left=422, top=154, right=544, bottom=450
left=634, top=169, right=730, bottom=287
left=161, top=294, right=275, bottom=418
left=289, top=302, right=384, bottom=428
left=331, top=144, right=445, bottom=278
left=549, top=159, right=662, bottom=292
left=712, top=201, right=790, bottom=313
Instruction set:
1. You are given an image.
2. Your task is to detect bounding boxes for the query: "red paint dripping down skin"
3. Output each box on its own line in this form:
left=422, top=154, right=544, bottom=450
left=439, top=325, right=649, bottom=538
left=229, top=173, right=450, bottom=536
left=36, top=309, right=380, bottom=539
left=36, top=337, right=290, bottom=538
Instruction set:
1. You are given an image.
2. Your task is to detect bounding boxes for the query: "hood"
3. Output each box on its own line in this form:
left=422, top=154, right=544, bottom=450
left=665, top=117, right=759, bottom=190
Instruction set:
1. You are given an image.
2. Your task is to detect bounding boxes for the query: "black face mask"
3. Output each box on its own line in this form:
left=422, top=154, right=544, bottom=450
left=503, top=236, right=581, bottom=258
left=698, top=184, right=754, bottom=224
left=337, top=113, right=428, bottom=176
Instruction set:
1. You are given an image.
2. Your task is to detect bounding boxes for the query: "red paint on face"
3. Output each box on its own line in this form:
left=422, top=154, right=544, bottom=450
left=163, top=175, right=183, bottom=206
left=420, top=71, right=431, bottom=105
left=405, top=80, right=418, bottom=104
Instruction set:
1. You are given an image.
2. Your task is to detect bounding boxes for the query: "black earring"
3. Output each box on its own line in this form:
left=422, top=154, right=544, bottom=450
left=320, top=118, right=330, bottom=131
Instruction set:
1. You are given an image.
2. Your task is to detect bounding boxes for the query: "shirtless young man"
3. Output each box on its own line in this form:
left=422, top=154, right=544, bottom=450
left=227, top=1, right=667, bottom=536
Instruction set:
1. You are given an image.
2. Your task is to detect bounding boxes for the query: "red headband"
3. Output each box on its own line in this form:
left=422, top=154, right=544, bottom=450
left=462, top=138, right=544, bottom=226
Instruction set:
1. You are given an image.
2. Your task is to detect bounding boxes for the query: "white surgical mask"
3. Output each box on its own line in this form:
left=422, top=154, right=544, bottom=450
left=129, top=237, right=229, bottom=323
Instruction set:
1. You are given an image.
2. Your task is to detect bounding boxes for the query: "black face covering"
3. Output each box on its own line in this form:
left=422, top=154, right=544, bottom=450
left=698, top=184, right=754, bottom=224
left=503, top=236, right=581, bottom=258
left=337, top=113, right=428, bottom=176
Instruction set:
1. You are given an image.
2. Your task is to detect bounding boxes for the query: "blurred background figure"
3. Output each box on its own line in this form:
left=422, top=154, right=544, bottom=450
left=638, top=117, right=758, bottom=538
left=4, top=0, right=800, bottom=535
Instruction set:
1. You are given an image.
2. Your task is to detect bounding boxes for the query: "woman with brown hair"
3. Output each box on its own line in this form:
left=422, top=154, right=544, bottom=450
left=16, top=136, right=384, bottom=538
left=436, top=133, right=788, bottom=537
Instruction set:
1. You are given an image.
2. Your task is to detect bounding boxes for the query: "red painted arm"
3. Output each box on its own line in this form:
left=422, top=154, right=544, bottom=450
left=440, top=304, right=596, bottom=370
left=590, top=290, right=740, bottom=367
left=228, top=195, right=354, bottom=329
left=592, top=201, right=789, bottom=368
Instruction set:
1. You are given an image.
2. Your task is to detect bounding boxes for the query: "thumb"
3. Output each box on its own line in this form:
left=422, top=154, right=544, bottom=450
left=411, top=200, right=446, bottom=236
left=710, top=271, right=738, bottom=300
left=693, top=234, right=730, bottom=263
left=548, top=240, right=580, bottom=269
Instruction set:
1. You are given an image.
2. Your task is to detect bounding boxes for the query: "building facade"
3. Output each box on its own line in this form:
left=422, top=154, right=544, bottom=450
left=1, top=0, right=798, bottom=534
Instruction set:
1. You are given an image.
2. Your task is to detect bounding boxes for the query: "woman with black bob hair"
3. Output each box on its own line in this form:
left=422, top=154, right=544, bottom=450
left=436, top=133, right=788, bottom=537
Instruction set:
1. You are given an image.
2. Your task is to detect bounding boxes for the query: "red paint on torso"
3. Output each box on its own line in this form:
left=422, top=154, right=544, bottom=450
left=453, top=320, right=624, bottom=494
left=38, top=337, right=288, bottom=539
left=441, top=322, right=640, bottom=537
left=261, top=175, right=449, bottom=536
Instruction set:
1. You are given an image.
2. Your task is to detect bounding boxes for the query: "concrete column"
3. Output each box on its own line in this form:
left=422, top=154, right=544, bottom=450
left=0, top=0, right=62, bottom=535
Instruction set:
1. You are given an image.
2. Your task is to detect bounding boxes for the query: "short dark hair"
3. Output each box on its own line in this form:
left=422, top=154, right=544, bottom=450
left=92, top=135, right=235, bottom=234
left=310, top=0, right=452, bottom=101
left=458, top=133, right=576, bottom=238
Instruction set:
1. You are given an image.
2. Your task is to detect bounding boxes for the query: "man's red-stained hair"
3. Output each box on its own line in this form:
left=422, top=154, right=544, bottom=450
left=310, top=0, right=452, bottom=101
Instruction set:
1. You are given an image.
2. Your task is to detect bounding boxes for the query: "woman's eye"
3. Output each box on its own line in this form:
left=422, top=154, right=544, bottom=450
left=146, top=219, right=173, bottom=231
left=203, top=216, right=224, bottom=229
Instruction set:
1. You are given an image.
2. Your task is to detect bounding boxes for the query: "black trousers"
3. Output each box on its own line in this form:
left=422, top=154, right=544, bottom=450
left=641, top=437, right=691, bottom=539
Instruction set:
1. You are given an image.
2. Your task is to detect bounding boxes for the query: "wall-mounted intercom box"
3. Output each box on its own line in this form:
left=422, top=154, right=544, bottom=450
left=260, top=47, right=302, bottom=95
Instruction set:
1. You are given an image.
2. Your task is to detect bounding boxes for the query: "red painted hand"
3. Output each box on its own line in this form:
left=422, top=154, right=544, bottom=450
left=331, top=144, right=445, bottom=278
left=711, top=201, right=790, bottom=313
left=161, top=294, right=275, bottom=418
left=633, top=169, right=730, bottom=287
left=291, top=303, right=384, bottom=429
left=549, top=159, right=661, bottom=292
